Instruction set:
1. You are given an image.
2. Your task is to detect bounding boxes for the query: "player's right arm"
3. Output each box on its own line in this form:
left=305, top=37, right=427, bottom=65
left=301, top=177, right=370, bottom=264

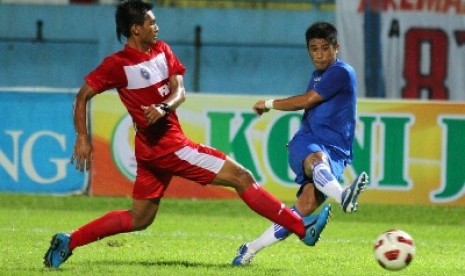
left=71, top=82, right=99, bottom=172
left=253, top=89, right=323, bottom=116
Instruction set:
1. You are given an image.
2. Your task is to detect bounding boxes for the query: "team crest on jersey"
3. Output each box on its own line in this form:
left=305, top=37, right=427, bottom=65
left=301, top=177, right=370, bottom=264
left=124, top=53, right=168, bottom=89
left=158, top=84, right=170, bottom=96
left=313, top=76, right=321, bottom=88
left=140, top=67, right=151, bottom=80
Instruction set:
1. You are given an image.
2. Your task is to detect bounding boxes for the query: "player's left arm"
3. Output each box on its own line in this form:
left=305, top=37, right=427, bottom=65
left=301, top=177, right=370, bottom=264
left=141, top=74, right=186, bottom=125
left=164, top=74, right=186, bottom=111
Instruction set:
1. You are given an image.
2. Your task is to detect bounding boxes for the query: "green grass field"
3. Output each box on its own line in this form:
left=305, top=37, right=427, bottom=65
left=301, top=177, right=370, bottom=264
left=0, top=193, right=464, bottom=275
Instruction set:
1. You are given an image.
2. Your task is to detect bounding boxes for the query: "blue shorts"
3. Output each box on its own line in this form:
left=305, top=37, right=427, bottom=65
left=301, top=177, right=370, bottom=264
left=288, top=132, right=347, bottom=186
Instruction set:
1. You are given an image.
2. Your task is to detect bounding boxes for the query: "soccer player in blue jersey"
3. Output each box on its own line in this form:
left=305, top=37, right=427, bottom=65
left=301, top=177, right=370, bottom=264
left=232, top=21, right=368, bottom=265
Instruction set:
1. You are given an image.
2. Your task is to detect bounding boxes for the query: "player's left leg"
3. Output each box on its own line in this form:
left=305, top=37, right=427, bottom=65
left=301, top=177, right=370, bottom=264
left=304, top=152, right=368, bottom=213
left=158, top=142, right=308, bottom=238
left=232, top=184, right=329, bottom=266
left=213, top=157, right=310, bottom=239
left=168, top=142, right=324, bottom=260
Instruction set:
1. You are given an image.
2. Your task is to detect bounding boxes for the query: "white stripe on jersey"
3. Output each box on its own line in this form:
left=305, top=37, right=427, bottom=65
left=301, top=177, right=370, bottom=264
left=174, top=146, right=224, bottom=174
left=123, top=52, right=168, bottom=89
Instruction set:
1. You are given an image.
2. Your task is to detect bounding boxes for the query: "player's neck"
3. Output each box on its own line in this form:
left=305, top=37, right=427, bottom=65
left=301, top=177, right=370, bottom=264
left=127, top=39, right=152, bottom=54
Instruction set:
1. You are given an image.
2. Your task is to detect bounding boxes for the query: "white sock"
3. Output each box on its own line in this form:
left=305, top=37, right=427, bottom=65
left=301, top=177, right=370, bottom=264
left=247, top=224, right=279, bottom=253
left=247, top=207, right=299, bottom=253
left=312, top=162, right=344, bottom=204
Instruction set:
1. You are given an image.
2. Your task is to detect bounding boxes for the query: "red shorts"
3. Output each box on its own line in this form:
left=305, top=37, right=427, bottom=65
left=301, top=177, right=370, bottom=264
left=132, top=140, right=226, bottom=199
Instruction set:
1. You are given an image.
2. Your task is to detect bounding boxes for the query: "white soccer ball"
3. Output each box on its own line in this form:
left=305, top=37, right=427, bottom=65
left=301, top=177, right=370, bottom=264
left=373, top=229, right=415, bottom=271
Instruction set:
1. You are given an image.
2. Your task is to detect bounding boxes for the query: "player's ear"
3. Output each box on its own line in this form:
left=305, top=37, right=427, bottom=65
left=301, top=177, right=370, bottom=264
left=131, top=24, right=140, bottom=36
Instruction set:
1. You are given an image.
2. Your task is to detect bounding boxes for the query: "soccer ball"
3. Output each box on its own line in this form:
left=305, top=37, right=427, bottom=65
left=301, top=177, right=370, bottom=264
left=373, top=229, right=415, bottom=271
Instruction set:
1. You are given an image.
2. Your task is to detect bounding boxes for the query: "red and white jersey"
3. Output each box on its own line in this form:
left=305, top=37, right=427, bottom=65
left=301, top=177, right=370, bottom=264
left=85, top=41, right=189, bottom=158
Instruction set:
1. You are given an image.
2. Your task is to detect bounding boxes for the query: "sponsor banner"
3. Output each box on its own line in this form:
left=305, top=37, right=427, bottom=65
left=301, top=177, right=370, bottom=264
left=336, top=0, right=465, bottom=101
left=356, top=99, right=465, bottom=206
left=91, top=92, right=465, bottom=205
left=0, top=89, right=86, bottom=194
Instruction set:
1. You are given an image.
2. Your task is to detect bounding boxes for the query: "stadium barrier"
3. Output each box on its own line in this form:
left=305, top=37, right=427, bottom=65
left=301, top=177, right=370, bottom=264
left=1, top=89, right=464, bottom=206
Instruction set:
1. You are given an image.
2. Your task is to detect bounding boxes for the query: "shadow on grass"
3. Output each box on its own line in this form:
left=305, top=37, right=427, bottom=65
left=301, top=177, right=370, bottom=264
left=92, top=259, right=285, bottom=273
left=10, top=260, right=256, bottom=275
left=92, top=259, right=233, bottom=268
left=7, top=260, right=285, bottom=276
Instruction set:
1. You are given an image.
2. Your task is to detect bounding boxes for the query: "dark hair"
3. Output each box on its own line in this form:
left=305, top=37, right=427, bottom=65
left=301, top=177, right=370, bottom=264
left=115, top=0, right=153, bottom=42
left=305, top=21, right=338, bottom=48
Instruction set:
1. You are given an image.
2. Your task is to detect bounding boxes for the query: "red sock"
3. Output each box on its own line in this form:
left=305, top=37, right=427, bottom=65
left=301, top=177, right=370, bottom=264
left=69, top=210, right=133, bottom=250
left=239, top=183, right=306, bottom=239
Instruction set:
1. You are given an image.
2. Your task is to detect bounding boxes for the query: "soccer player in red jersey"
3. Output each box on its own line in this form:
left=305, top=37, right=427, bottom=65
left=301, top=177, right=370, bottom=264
left=43, top=0, right=326, bottom=268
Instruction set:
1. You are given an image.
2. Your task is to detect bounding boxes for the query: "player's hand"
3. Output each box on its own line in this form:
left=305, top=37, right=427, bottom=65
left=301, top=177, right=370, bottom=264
left=71, top=134, right=93, bottom=172
left=253, top=100, right=270, bottom=116
left=141, top=104, right=166, bottom=125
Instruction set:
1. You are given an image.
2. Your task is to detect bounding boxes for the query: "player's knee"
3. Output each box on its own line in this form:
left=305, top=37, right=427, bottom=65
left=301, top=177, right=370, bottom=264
left=238, top=166, right=254, bottom=182
left=303, top=152, right=328, bottom=177
left=298, top=203, right=318, bottom=216
left=214, top=159, right=255, bottom=190
left=132, top=216, right=155, bottom=231
left=130, top=211, right=156, bottom=231
left=230, top=166, right=255, bottom=190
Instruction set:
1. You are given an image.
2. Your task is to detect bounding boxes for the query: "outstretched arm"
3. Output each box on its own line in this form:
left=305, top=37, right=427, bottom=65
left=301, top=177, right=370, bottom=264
left=71, top=83, right=98, bottom=172
left=253, top=90, right=324, bottom=116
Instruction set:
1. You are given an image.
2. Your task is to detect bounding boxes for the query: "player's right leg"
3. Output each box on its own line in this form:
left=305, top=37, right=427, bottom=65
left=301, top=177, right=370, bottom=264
left=43, top=209, right=134, bottom=268
left=44, top=165, right=163, bottom=268
left=300, top=204, right=332, bottom=246
left=232, top=206, right=301, bottom=266
left=43, top=199, right=157, bottom=268
left=43, top=233, right=72, bottom=268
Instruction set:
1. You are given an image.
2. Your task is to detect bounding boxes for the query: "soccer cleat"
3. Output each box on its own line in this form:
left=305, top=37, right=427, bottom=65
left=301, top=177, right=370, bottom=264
left=231, top=243, right=255, bottom=266
left=341, top=172, right=368, bottom=213
left=43, top=233, right=73, bottom=268
left=301, top=204, right=332, bottom=246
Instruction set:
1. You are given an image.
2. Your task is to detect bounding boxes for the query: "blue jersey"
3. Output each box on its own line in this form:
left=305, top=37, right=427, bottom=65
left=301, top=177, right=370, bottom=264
left=294, top=59, right=357, bottom=162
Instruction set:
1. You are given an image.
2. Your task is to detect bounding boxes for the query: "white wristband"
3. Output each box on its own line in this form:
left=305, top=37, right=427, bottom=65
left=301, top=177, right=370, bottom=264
left=264, top=99, right=275, bottom=109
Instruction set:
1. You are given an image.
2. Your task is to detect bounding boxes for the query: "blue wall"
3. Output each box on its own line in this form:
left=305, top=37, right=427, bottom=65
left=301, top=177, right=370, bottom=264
left=0, top=89, right=86, bottom=194
left=0, top=4, right=334, bottom=94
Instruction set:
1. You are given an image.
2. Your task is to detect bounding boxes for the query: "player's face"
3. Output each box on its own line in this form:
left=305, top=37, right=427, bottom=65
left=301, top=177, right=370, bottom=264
left=139, top=10, right=159, bottom=45
left=307, top=38, right=339, bottom=71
